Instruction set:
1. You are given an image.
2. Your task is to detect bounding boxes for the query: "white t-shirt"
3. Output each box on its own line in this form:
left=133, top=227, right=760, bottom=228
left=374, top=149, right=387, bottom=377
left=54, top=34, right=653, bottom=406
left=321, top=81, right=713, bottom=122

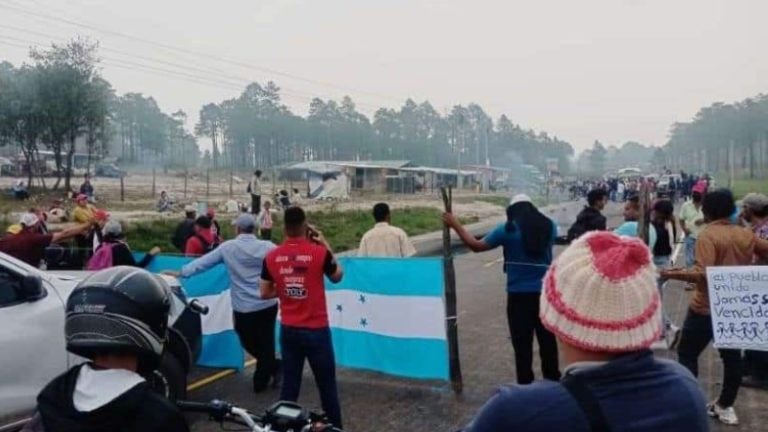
left=358, top=222, right=417, bottom=258
left=73, top=364, right=145, bottom=412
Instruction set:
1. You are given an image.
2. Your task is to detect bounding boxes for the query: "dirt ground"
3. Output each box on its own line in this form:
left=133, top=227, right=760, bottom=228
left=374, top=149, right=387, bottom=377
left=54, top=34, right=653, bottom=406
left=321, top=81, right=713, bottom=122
left=0, top=173, right=509, bottom=224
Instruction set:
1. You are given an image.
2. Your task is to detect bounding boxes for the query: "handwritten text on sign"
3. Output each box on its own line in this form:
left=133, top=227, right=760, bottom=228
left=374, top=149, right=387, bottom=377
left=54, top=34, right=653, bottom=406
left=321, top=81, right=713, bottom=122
left=707, top=266, right=768, bottom=351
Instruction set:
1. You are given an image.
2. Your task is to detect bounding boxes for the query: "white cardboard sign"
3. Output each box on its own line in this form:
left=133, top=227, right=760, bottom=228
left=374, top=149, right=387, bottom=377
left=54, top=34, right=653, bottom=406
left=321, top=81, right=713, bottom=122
left=707, top=266, right=768, bottom=351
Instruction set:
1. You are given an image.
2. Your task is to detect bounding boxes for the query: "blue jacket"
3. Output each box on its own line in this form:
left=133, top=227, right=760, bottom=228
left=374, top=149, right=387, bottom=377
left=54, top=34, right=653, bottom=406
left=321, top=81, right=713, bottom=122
left=462, top=351, right=709, bottom=432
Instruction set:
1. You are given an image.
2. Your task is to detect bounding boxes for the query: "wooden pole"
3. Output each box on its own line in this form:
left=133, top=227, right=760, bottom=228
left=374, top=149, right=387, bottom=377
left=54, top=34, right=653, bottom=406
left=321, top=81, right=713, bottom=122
left=229, top=170, right=233, bottom=198
left=441, top=186, right=463, bottom=394
left=151, top=168, right=156, bottom=198
left=206, top=169, right=210, bottom=198
left=183, top=170, right=188, bottom=199
left=637, top=181, right=650, bottom=245
left=120, top=175, right=125, bottom=202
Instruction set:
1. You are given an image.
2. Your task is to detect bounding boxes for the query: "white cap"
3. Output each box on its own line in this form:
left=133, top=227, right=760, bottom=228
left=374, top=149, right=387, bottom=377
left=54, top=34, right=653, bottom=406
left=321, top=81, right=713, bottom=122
left=184, top=204, right=196, bottom=213
left=19, top=212, right=39, bottom=227
left=509, top=194, right=532, bottom=206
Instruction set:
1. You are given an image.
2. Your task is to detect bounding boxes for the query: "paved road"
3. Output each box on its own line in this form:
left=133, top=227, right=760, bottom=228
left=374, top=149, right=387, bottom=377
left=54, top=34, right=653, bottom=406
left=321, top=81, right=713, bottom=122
left=189, top=202, right=768, bottom=431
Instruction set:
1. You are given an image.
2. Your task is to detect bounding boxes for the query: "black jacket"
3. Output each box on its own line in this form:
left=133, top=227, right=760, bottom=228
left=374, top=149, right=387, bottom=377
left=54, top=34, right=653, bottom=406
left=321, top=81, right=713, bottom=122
left=171, top=218, right=195, bottom=251
left=567, top=207, right=607, bottom=241
left=101, top=240, right=154, bottom=268
left=31, top=364, right=188, bottom=432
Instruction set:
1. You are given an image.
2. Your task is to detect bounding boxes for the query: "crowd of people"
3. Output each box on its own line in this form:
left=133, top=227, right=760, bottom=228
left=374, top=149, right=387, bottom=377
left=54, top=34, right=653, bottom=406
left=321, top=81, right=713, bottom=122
left=4, top=168, right=768, bottom=431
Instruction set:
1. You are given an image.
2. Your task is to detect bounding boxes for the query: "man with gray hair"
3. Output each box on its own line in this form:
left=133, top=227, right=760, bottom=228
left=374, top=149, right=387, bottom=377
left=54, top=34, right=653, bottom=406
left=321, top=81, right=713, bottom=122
left=739, top=192, right=768, bottom=389
left=165, top=213, right=279, bottom=393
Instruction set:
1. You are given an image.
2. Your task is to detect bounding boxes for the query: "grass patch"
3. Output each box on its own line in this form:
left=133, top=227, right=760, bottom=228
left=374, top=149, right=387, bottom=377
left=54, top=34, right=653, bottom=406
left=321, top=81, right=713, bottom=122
left=116, top=207, right=478, bottom=254
left=475, top=196, right=510, bottom=208
left=727, top=178, right=766, bottom=199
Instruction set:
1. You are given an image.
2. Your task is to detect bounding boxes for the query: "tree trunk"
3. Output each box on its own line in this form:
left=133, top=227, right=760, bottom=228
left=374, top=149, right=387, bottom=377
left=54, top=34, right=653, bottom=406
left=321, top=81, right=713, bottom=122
left=64, top=137, right=76, bottom=192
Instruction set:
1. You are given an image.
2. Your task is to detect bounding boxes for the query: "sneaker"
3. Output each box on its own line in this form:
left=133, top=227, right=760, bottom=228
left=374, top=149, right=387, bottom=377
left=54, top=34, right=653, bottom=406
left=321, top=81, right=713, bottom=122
left=650, top=339, right=669, bottom=350
left=707, top=402, right=739, bottom=426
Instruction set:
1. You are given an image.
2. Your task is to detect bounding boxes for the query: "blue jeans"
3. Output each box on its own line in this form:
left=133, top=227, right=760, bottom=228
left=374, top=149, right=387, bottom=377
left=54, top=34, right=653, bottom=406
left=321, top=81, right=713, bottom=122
left=684, top=236, right=697, bottom=268
left=280, top=325, right=342, bottom=428
left=653, top=255, right=672, bottom=335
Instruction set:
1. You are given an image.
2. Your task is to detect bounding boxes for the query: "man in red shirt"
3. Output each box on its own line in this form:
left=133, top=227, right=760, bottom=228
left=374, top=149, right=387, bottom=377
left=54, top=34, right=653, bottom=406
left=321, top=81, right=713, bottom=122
left=260, top=207, right=344, bottom=429
left=184, top=216, right=220, bottom=257
left=0, top=212, right=90, bottom=267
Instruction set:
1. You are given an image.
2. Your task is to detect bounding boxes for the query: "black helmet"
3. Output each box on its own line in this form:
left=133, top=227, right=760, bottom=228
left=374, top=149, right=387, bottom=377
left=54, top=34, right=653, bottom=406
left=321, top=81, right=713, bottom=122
left=65, top=267, right=171, bottom=367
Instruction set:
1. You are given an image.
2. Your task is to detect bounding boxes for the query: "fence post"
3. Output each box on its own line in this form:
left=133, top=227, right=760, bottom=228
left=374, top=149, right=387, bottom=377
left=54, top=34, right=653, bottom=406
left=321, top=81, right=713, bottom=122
left=151, top=168, right=156, bottom=198
left=183, top=170, right=188, bottom=199
left=441, top=186, right=463, bottom=394
left=120, top=175, right=125, bottom=202
left=206, top=169, right=210, bottom=198
left=229, top=170, right=233, bottom=198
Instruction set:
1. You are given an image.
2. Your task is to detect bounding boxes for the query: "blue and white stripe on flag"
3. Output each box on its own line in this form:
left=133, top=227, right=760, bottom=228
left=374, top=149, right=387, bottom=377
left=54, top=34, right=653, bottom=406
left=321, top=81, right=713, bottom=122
left=140, top=255, right=244, bottom=370
left=326, top=257, right=448, bottom=380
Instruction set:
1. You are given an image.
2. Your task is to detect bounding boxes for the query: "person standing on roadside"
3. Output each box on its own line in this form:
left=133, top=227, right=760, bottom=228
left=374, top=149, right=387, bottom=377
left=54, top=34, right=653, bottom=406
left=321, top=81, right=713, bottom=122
left=662, top=189, right=768, bottom=426
left=649, top=199, right=679, bottom=350
left=248, top=170, right=263, bottom=215
left=358, top=203, right=417, bottom=258
left=261, top=207, right=344, bottom=428
left=739, top=192, right=768, bottom=389
left=166, top=214, right=279, bottom=393
left=679, top=185, right=705, bottom=271
left=567, top=189, right=608, bottom=241
left=258, top=200, right=274, bottom=241
left=443, top=194, right=560, bottom=384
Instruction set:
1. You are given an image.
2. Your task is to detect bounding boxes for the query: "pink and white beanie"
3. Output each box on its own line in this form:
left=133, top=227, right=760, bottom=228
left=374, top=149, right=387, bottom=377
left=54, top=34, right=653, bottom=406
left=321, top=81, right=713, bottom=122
left=540, top=231, right=662, bottom=353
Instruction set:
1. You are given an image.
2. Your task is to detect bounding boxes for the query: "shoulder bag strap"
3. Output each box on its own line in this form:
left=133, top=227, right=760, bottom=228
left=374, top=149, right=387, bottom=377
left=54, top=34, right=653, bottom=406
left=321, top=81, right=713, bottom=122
left=560, top=373, right=612, bottom=432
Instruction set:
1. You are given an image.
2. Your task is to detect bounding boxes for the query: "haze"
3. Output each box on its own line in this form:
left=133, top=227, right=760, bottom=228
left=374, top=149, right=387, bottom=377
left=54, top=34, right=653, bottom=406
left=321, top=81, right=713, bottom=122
left=1, top=0, right=765, bottom=152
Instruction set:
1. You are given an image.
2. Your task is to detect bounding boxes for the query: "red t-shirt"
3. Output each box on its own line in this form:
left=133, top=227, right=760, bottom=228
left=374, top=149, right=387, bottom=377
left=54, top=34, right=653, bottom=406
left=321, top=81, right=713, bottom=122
left=0, top=231, right=53, bottom=267
left=184, top=229, right=219, bottom=257
left=262, top=238, right=338, bottom=329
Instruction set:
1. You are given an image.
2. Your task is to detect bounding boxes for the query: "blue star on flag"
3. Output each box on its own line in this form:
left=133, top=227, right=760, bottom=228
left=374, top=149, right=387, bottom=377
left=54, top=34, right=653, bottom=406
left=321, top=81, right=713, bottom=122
left=336, top=304, right=343, bottom=312
left=360, top=317, right=368, bottom=327
left=358, top=294, right=366, bottom=304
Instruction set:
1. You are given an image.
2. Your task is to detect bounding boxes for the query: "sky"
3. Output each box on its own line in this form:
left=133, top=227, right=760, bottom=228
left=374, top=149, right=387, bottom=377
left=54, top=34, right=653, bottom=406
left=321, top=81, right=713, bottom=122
left=0, top=0, right=765, bottom=153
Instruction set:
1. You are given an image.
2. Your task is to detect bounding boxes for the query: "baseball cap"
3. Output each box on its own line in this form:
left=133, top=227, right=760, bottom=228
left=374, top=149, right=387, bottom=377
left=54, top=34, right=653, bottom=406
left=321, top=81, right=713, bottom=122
left=742, top=193, right=768, bottom=212
left=75, top=194, right=88, bottom=202
left=232, top=213, right=256, bottom=231
left=102, top=220, right=123, bottom=237
left=20, top=212, right=40, bottom=227
left=509, top=194, right=532, bottom=206
left=184, top=204, right=196, bottom=213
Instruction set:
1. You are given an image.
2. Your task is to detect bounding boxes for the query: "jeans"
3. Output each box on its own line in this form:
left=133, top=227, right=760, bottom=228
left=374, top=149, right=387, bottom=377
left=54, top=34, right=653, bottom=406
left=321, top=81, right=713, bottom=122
left=280, top=325, right=342, bottom=428
left=233, top=306, right=278, bottom=391
left=684, top=236, right=697, bottom=268
left=677, top=308, right=743, bottom=407
left=506, top=292, right=561, bottom=384
left=653, top=255, right=672, bottom=335
left=251, top=194, right=261, bottom=215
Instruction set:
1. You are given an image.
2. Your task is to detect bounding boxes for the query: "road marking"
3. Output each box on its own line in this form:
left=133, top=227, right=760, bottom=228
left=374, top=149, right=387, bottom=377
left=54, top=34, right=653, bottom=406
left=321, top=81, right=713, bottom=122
left=187, top=358, right=257, bottom=392
left=483, top=258, right=502, bottom=268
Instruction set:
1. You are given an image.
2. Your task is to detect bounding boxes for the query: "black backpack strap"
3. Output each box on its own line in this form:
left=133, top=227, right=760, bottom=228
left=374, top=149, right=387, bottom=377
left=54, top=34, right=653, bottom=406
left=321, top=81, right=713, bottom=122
left=560, top=373, right=612, bottom=432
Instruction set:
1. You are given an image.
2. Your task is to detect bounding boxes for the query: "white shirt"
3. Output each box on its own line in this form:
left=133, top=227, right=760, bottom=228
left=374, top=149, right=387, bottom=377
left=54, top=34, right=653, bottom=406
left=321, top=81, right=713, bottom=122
left=73, top=364, right=145, bottom=412
left=358, top=222, right=417, bottom=258
left=250, top=176, right=262, bottom=196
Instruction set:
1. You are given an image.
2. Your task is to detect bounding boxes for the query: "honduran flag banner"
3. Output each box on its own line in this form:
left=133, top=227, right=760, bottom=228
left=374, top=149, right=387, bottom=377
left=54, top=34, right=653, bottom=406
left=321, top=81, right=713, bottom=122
left=139, top=254, right=245, bottom=370
left=326, top=257, right=449, bottom=381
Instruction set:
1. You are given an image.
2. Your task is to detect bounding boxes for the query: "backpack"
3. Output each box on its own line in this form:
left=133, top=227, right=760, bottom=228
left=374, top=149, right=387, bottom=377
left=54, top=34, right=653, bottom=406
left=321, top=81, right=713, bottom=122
left=194, top=234, right=220, bottom=255
left=87, top=243, right=114, bottom=270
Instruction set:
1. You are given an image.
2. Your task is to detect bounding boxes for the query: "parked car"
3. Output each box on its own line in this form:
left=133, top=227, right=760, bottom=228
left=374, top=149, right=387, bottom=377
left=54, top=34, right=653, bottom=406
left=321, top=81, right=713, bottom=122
left=95, top=163, right=127, bottom=178
left=656, top=174, right=682, bottom=199
left=0, top=252, right=203, bottom=431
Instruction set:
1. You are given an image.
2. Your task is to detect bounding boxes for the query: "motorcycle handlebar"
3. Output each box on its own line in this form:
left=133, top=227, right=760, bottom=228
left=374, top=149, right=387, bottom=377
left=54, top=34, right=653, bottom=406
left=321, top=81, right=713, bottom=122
left=187, top=299, right=209, bottom=315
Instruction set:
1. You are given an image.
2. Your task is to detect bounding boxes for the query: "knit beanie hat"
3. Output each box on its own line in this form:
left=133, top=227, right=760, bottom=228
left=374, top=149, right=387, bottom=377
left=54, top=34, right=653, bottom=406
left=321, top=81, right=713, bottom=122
left=540, top=231, right=661, bottom=352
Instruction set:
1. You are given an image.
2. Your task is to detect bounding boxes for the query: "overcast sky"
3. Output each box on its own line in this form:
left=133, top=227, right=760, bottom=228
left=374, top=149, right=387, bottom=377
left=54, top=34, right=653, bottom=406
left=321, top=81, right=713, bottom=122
left=0, top=0, right=765, bottom=153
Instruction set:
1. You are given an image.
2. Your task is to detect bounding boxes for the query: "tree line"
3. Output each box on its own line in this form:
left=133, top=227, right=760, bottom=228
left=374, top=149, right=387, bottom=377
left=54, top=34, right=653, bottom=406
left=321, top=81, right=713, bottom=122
left=1, top=39, right=578, bottom=190
left=661, top=95, right=768, bottom=178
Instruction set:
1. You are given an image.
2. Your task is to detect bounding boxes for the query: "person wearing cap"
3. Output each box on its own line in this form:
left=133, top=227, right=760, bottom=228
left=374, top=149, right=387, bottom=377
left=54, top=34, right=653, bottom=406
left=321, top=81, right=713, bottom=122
left=444, top=194, right=561, bottom=384
left=94, top=220, right=161, bottom=268
left=358, top=202, right=416, bottom=258
left=0, top=213, right=91, bottom=267
left=663, top=189, right=768, bottom=425
left=72, top=194, right=96, bottom=224
left=166, top=213, right=279, bottom=393
left=461, top=231, right=708, bottom=432
left=738, top=192, right=768, bottom=389
left=679, top=184, right=705, bottom=269
left=171, top=205, right=197, bottom=252
left=206, top=207, right=222, bottom=238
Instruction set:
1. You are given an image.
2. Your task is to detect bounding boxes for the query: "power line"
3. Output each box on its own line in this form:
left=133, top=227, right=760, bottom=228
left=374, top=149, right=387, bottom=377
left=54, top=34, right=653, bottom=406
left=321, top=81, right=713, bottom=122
left=0, top=22, right=385, bottom=110
left=0, top=0, right=404, bottom=105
